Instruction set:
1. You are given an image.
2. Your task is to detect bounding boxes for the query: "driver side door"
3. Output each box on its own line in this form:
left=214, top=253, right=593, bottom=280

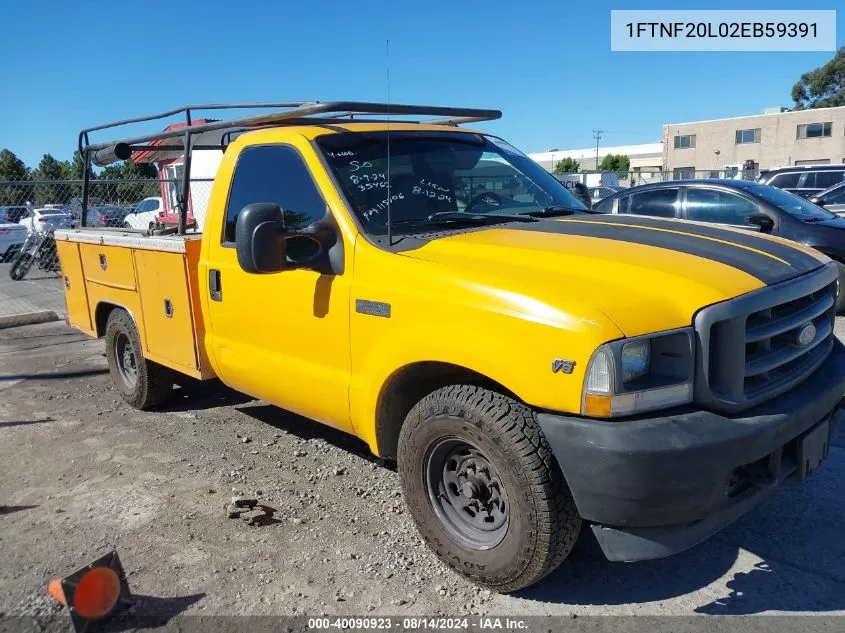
left=203, top=144, right=353, bottom=432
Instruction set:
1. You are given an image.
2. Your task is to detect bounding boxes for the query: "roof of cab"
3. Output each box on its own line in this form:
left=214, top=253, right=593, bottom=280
left=235, top=121, right=488, bottom=143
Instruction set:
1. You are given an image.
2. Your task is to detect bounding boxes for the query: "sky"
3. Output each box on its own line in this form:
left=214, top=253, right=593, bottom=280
left=2, top=0, right=843, bottom=168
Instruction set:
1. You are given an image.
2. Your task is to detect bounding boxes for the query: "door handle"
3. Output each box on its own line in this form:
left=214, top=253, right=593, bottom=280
left=209, top=269, right=222, bottom=302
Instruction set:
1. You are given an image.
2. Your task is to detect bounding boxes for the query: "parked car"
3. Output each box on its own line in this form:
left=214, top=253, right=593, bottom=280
left=0, top=221, right=28, bottom=261
left=1, top=205, right=30, bottom=224
left=18, top=207, right=75, bottom=234
left=809, top=181, right=845, bottom=215
left=560, top=181, right=593, bottom=208
left=589, top=186, right=625, bottom=206
left=123, top=197, right=163, bottom=230
left=756, top=164, right=845, bottom=199
left=85, top=205, right=131, bottom=227
left=593, top=179, right=845, bottom=310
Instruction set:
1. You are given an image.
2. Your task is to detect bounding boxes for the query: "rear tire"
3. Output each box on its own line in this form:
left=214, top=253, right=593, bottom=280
left=105, top=309, right=172, bottom=409
left=397, top=385, right=581, bottom=593
left=9, top=254, right=34, bottom=281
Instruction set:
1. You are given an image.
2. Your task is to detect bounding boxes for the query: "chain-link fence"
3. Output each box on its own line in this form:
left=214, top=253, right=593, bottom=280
left=553, top=168, right=762, bottom=187
left=0, top=177, right=212, bottom=323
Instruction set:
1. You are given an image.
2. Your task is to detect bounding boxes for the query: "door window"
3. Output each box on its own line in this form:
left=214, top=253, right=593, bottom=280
left=627, top=189, right=679, bottom=218
left=685, top=188, right=758, bottom=225
left=813, top=171, right=845, bottom=189
left=593, top=196, right=617, bottom=213
left=223, top=145, right=327, bottom=243
left=769, top=172, right=801, bottom=188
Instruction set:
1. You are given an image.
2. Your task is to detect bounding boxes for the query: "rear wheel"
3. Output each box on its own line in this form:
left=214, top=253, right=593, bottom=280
left=398, top=385, right=581, bottom=592
left=105, top=309, right=172, bottom=409
left=9, top=254, right=34, bottom=281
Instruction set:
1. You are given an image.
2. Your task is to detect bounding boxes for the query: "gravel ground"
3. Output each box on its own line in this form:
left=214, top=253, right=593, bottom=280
left=0, top=321, right=844, bottom=620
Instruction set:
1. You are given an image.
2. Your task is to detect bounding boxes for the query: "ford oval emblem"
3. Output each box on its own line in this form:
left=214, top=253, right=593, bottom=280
left=797, top=322, right=816, bottom=347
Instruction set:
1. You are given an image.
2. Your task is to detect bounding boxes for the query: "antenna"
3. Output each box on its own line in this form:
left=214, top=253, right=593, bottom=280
left=386, top=39, right=392, bottom=247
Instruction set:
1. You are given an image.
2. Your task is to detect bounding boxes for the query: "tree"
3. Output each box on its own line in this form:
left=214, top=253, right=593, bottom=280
left=34, top=153, right=70, bottom=205
left=0, top=149, right=30, bottom=205
left=553, top=157, right=580, bottom=173
left=71, top=149, right=93, bottom=180
left=792, top=47, right=845, bottom=110
left=599, top=154, right=630, bottom=172
left=96, top=160, right=160, bottom=204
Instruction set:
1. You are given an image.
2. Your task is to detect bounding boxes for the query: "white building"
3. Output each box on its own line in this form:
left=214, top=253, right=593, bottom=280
left=528, top=142, right=664, bottom=176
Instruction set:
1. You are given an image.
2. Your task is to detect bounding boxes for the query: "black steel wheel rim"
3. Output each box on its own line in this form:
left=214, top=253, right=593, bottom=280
left=114, top=332, right=138, bottom=387
left=425, top=435, right=509, bottom=550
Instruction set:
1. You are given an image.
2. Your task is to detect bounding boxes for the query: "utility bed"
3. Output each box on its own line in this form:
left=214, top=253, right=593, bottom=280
left=54, top=229, right=212, bottom=379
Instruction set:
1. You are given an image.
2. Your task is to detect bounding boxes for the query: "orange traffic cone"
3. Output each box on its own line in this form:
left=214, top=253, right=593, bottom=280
left=46, top=550, right=132, bottom=632
left=47, top=577, right=66, bottom=605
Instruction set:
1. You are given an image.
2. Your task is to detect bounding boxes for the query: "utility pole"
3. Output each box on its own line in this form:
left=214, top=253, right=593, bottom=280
left=593, top=129, right=604, bottom=171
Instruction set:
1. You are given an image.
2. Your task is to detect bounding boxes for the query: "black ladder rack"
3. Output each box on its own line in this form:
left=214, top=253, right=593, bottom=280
left=77, top=101, right=501, bottom=234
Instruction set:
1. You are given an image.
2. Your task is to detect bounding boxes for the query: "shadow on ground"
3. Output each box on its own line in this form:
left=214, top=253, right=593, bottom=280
left=0, top=368, right=107, bottom=381
left=235, top=403, right=382, bottom=465
left=519, top=441, right=845, bottom=614
left=0, top=505, right=38, bottom=515
left=0, top=418, right=55, bottom=428
left=101, top=593, right=206, bottom=631
left=161, top=380, right=255, bottom=412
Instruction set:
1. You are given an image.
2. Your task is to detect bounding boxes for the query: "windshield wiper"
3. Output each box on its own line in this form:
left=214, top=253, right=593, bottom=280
left=391, top=212, right=537, bottom=229
left=521, top=205, right=584, bottom=218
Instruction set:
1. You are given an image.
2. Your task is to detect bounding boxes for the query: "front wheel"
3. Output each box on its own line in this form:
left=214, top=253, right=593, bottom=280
left=9, top=254, right=34, bottom=281
left=398, top=385, right=581, bottom=592
left=105, top=309, right=173, bottom=409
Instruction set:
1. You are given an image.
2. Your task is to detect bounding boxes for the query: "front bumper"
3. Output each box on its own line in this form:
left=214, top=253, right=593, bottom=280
left=537, top=337, right=845, bottom=562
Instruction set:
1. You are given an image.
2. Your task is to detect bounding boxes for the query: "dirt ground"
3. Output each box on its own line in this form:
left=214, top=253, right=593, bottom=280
left=1, top=321, right=845, bottom=621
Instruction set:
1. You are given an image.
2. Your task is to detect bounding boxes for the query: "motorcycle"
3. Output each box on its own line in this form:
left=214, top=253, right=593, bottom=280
left=9, top=230, right=61, bottom=281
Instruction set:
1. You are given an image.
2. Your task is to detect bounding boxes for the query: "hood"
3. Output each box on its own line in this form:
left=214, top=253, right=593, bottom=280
left=402, top=214, right=827, bottom=337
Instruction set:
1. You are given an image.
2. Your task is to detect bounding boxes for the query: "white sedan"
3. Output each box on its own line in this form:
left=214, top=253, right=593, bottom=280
left=18, top=208, right=75, bottom=234
left=0, top=221, right=28, bottom=261
left=123, top=197, right=163, bottom=230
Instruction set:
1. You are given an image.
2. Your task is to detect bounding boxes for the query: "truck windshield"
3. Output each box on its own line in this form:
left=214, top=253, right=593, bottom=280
left=316, top=131, right=586, bottom=235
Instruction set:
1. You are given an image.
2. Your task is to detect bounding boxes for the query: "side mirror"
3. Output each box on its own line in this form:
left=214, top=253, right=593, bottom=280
left=235, top=203, right=288, bottom=273
left=745, top=213, right=774, bottom=232
left=809, top=196, right=825, bottom=207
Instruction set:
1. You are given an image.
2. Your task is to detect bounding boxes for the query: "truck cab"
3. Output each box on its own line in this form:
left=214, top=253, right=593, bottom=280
left=54, top=102, right=845, bottom=593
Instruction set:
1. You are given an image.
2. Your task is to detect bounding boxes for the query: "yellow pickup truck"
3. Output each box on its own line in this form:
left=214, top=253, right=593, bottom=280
left=55, top=102, right=844, bottom=592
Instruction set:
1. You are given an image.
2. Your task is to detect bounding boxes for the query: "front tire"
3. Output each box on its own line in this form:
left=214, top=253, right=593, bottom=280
left=105, top=309, right=173, bottom=409
left=9, top=254, right=34, bottom=280
left=398, top=385, right=581, bottom=592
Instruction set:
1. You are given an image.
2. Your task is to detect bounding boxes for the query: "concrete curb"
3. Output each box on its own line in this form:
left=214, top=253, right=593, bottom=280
left=0, top=310, right=61, bottom=329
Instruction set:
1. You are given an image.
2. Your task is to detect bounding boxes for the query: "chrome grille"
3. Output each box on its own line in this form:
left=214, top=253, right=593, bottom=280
left=694, top=263, right=839, bottom=414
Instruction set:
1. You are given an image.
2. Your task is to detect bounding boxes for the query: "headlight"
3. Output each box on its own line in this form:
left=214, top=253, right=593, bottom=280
left=582, top=328, right=694, bottom=418
left=621, top=340, right=650, bottom=383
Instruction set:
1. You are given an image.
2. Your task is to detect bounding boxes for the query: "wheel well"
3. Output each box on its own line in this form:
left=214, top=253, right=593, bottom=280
left=94, top=302, right=128, bottom=337
left=375, top=361, right=517, bottom=460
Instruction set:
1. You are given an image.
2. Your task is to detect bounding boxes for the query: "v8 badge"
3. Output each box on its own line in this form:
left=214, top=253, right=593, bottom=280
left=552, top=359, right=576, bottom=374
